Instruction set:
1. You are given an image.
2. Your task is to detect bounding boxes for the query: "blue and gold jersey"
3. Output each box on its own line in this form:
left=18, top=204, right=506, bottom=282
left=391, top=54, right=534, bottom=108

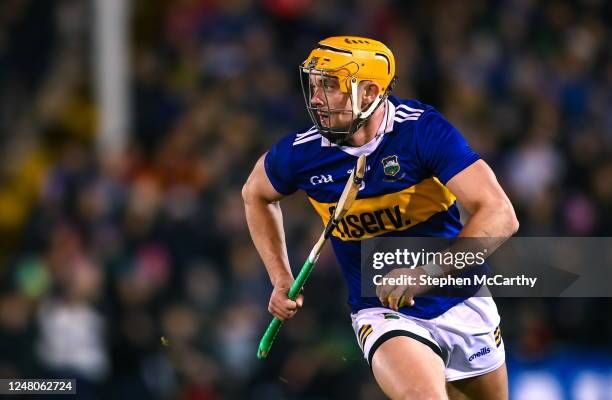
left=265, top=96, right=487, bottom=319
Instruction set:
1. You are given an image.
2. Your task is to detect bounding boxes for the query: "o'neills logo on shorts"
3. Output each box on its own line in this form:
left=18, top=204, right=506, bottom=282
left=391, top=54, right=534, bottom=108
left=468, top=347, right=491, bottom=361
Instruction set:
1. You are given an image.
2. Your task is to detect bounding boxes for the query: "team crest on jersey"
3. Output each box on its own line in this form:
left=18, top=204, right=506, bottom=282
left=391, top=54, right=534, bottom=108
left=382, top=155, right=400, bottom=176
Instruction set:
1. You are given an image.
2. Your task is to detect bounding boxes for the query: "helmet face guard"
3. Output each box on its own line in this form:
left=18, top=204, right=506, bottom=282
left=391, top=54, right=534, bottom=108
left=299, top=37, right=397, bottom=145
left=299, top=62, right=360, bottom=145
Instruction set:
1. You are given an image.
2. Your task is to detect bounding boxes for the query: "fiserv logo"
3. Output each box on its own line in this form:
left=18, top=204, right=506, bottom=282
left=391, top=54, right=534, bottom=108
left=327, top=204, right=409, bottom=239
left=468, top=347, right=491, bottom=361
left=308, top=177, right=456, bottom=240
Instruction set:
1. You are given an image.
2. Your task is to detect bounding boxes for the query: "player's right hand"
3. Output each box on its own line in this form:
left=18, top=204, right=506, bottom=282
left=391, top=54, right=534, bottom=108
left=268, top=281, right=304, bottom=320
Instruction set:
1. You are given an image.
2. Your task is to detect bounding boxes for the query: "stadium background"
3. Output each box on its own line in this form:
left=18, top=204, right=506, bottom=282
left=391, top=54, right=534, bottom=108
left=0, top=0, right=610, bottom=398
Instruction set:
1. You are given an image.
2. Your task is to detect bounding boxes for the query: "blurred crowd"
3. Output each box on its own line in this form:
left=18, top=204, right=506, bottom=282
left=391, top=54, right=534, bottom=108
left=0, top=0, right=610, bottom=399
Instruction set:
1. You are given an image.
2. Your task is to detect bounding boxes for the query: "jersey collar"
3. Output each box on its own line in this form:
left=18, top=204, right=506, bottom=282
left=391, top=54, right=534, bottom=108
left=321, top=100, right=396, bottom=156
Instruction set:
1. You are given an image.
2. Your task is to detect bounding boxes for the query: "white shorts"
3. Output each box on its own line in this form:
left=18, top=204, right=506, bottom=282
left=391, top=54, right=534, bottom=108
left=351, top=296, right=505, bottom=382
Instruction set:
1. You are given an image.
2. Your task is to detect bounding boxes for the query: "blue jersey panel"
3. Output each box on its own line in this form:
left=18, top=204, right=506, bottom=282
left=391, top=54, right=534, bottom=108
left=264, top=133, right=298, bottom=195
left=415, top=110, right=481, bottom=184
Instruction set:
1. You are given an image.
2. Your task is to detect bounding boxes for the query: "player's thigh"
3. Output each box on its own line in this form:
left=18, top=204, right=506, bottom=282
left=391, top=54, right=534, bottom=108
left=371, top=336, right=448, bottom=400
left=446, top=362, right=508, bottom=400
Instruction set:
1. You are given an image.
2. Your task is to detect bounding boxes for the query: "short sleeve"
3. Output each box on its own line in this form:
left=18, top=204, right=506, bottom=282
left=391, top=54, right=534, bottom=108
left=415, top=111, right=480, bottom=184
left=264, top=135, right=298, bottom=195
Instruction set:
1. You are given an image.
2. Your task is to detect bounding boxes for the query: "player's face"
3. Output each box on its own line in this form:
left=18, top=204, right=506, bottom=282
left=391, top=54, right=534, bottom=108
left=308, top=74, right=353, bottom=129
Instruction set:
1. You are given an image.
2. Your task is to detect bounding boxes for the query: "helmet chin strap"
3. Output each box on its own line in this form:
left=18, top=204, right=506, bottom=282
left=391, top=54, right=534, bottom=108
left=350, top=79, right=384, bottom=119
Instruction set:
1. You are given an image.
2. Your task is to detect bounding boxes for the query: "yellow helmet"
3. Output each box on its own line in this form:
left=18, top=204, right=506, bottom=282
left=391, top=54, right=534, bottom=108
left=299, top=36, right=397, bottom=144
left=303, top=36, right=396, bottom=95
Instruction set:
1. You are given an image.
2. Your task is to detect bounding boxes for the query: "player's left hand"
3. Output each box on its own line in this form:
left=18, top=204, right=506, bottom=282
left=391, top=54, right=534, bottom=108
left=376, top=268, right=430, bottom=311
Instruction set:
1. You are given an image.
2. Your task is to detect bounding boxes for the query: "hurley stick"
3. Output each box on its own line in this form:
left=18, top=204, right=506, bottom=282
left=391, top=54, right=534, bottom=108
left=257, top=154, right=366, bottom=359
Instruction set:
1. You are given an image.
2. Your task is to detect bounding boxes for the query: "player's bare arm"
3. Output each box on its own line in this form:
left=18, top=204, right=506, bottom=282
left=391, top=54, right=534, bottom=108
left=378, top=160, right=519, bottom=309
left=242, top=155, right=303, bottom=320
left=447, top=159, right=519, bottom=239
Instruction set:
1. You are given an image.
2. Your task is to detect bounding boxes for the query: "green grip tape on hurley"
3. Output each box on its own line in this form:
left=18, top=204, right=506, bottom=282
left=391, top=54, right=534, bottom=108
left=257, top=258, right=315, bottom=359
